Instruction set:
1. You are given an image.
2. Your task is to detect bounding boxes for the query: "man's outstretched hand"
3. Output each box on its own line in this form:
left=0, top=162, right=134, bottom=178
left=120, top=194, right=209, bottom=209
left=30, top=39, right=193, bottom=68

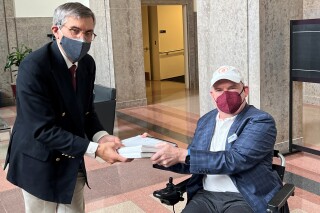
left=95, top=135, right=132, bottom=164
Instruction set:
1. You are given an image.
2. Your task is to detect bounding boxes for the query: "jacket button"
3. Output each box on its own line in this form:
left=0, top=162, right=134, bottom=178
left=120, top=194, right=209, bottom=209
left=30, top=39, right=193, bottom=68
left=56, top=158, right=60, bottom=162
left=85, top=112, right=89, bottom=115
left=62, top=112, right=66, bottom=117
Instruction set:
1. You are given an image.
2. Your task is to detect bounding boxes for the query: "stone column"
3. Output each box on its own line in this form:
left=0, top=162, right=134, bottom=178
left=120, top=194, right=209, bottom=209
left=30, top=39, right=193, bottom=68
left=89, top=0, right=116, bottom=88
left=90, top=0, right=147, bottom=109
left=197, top=0, right=303, bottom=152
left=109, top=0, right=147, bottom=108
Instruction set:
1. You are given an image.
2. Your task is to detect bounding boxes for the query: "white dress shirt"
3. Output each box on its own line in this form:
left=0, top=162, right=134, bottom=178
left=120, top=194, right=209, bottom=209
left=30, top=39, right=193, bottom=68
left=203, top=113, right=239, bottom=192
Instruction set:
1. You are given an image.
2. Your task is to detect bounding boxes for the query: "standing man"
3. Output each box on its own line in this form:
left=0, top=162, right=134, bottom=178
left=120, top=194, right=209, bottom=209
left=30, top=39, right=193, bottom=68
left=4, top=2, right=128, bottom=213
left=151, top=66, right=283, bottom=213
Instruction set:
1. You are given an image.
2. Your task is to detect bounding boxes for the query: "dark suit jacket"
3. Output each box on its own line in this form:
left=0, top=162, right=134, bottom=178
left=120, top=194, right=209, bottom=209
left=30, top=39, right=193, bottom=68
left=155, top=105, right=282, bottom=213
left=4, top=41, right=104, bottom=204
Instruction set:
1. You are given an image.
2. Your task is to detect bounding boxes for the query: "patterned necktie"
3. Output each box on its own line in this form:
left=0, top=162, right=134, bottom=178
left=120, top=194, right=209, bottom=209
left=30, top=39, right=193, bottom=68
left=69, top=64, right=77, bottom=91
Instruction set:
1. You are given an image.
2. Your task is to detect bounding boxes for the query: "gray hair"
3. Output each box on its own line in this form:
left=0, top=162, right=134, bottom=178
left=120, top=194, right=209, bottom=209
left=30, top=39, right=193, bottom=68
left=53, top=2, right=95, bottom=26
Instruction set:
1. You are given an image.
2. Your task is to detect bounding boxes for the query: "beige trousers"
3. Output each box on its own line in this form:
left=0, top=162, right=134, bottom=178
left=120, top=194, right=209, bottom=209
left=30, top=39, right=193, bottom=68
left=22, top=173, right=86, bottom=213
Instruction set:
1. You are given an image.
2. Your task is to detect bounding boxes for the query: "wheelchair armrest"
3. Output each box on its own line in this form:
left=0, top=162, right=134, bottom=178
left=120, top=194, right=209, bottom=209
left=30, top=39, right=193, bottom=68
left=267, top=183, right=295, bottom=212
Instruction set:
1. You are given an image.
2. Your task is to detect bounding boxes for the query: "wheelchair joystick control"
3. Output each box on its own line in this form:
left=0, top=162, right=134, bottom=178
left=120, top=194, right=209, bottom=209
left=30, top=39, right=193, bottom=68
left=153, top=177, right=185, bottom=206
left=167, top=177, right=174, bottom=191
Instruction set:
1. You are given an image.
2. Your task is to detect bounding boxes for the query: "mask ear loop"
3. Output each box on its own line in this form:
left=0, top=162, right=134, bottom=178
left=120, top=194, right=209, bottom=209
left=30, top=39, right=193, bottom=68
left=239, top=82, right=245, bottom=95
left=239, top=82, right=247, bottom=105
left=57, top=25, right=65, bottom=36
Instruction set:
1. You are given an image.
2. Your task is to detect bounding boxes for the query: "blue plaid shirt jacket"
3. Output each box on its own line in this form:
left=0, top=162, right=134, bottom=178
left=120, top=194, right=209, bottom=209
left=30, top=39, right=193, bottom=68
left=157, top=104, right=282, bottom=213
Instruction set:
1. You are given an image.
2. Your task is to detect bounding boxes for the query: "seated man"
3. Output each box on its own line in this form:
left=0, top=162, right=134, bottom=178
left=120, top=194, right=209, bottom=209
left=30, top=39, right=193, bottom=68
left=151, top=65, right=283, bottom=213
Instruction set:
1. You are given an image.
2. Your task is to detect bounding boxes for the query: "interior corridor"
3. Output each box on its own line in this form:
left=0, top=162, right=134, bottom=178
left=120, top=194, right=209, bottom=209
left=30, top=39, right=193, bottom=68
left=0, top=80, right=319, bottom=212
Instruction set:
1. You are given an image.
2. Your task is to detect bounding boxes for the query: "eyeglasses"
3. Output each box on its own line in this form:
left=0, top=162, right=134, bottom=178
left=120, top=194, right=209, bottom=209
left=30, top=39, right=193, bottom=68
left=61, top=25, right=97, bottom=41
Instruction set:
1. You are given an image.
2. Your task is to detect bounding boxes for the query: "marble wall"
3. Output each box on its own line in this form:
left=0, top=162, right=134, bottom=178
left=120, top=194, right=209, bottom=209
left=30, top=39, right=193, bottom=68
left=1, top=0, right=52, bottom=105
left=258, top=0, right=303, bottom=151
left=197, top=0, right=249, bottom=114
left=303, top=0, right=320, bottom=106
left=0, top=0, right=15, bottom=105
left=15, top=18, right=52, bottom=50
left=108, top=0, right=147, bottom=108
left=89, top=0, right=116, bottom=88
left=197, top=0, right=303, bottom=152
left=90, top=0, right=147, bottom=109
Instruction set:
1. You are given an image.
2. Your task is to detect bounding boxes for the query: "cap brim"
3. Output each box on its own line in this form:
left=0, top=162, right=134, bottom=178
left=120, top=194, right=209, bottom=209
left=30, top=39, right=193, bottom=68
left=211, top=75, right=241, bottom=86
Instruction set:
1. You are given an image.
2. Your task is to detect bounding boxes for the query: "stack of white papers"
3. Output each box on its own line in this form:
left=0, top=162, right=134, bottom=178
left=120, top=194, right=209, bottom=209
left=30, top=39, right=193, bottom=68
left=117, top=145, right=158, bottom=158
left=118, top=135, right=176, bottom=158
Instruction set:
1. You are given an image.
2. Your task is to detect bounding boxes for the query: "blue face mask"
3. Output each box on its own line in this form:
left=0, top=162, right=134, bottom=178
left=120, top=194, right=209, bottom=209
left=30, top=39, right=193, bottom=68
left=60, top=36, right=91, bottom=62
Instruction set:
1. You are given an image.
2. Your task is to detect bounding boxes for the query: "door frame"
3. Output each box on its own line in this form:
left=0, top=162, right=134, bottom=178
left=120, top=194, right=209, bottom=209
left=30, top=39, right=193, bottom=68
left=141, top=0, right=198, bottom=89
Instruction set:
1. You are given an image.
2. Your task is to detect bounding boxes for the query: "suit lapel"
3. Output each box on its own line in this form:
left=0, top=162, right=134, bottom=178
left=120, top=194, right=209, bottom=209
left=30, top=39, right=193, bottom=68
left=205, top=110, right=217, bottom=150
left=49, top=42, right=84, bottom=130
left=75, top=61, right=90, bottom=117
left=226, top=104, right=250, bottom=149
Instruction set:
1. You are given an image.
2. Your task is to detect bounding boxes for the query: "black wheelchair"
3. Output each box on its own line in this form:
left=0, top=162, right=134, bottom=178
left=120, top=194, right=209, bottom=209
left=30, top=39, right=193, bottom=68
left=153, top=150, right=295, bottom=213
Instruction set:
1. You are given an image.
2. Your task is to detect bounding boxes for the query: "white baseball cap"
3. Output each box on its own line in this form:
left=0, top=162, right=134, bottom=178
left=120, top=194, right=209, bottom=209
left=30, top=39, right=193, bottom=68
left=210, top=65, right=243, bottom=86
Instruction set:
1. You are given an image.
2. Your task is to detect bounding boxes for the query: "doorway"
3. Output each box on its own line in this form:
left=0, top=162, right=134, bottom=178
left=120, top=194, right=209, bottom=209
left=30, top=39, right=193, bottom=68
left=142, top=5, right=189, bottom=105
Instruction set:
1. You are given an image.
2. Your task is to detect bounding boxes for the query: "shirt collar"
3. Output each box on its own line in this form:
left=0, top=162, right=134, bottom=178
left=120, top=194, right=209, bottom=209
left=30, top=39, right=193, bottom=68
left=216, top=113, right=237, bottom=122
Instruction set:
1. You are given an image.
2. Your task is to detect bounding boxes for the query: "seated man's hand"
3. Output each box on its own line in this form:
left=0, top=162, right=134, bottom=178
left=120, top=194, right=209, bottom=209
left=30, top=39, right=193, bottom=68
left=151, top=143, right=187, bottom=167
left=95, top=141, right=131, bottom=164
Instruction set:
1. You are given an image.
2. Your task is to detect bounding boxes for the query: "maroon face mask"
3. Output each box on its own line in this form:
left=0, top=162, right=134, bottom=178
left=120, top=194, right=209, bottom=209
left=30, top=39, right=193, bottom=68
left=215, top=89, right=244, bottom=114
